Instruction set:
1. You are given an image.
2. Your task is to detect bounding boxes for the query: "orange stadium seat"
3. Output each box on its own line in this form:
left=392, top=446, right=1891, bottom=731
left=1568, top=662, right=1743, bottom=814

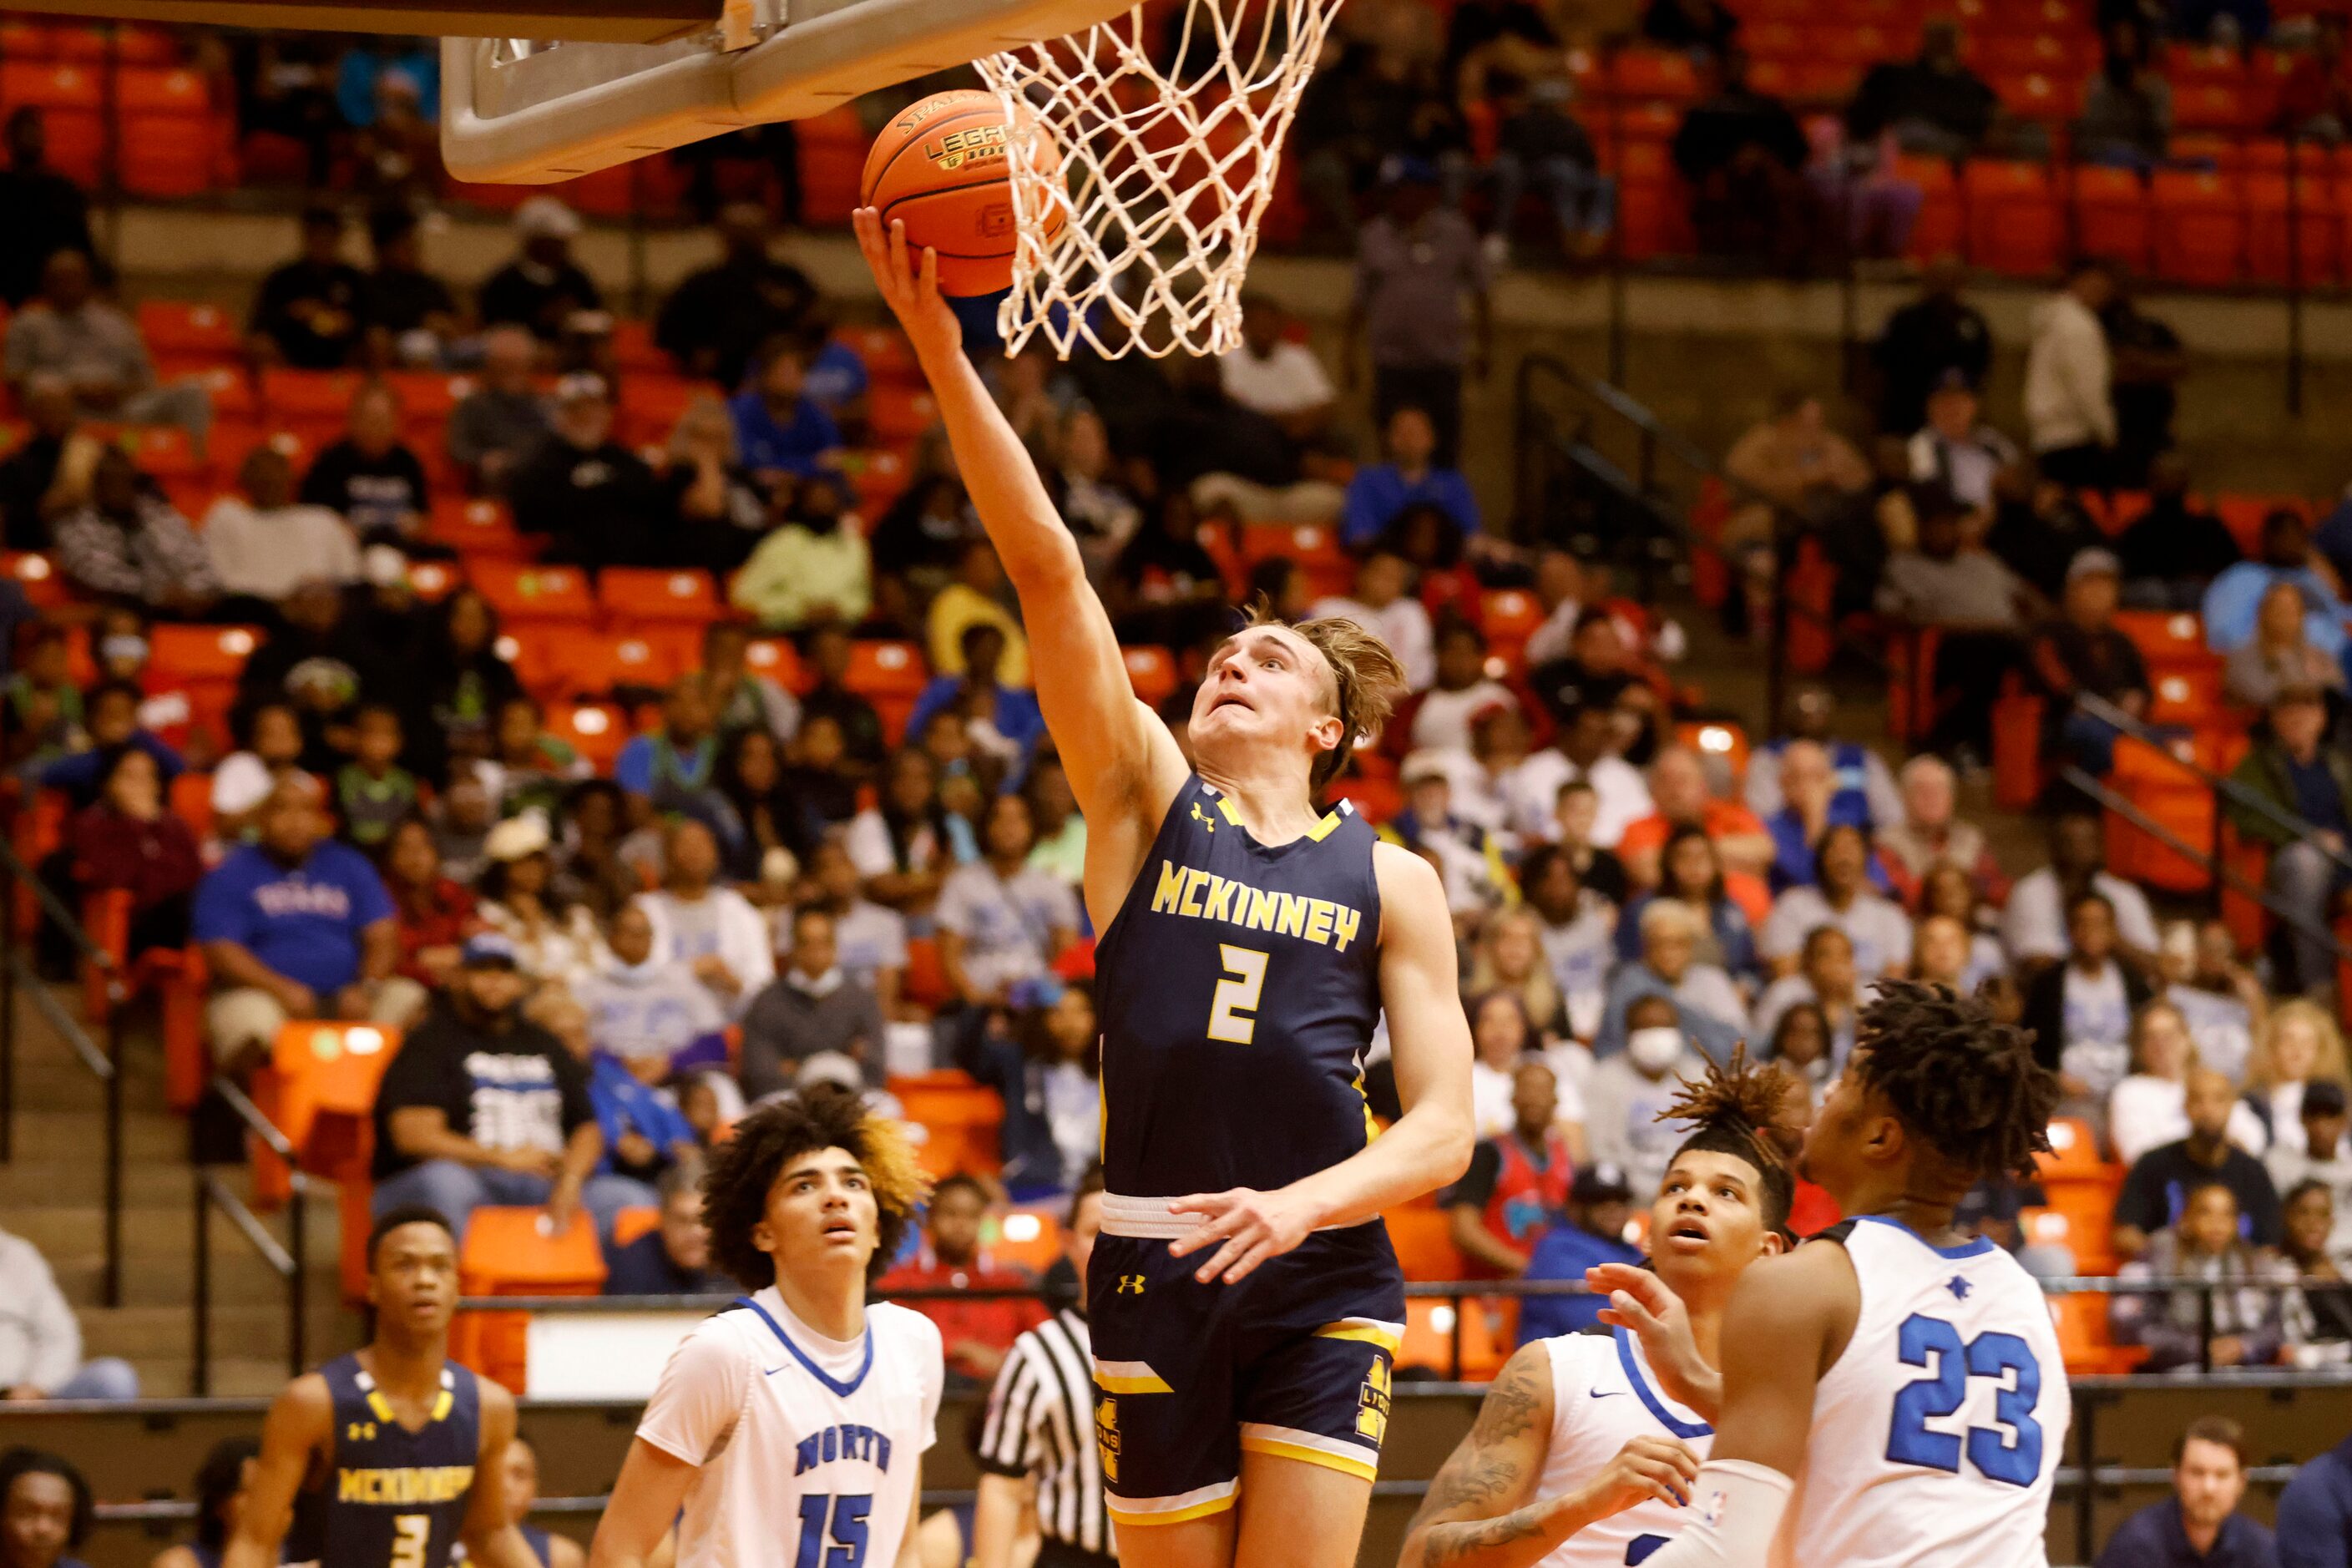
left=1397, top=1297, right=1506, bottom=1379
left=989, top=1209, right=1065, bottom=1274
left=2112, top=609, right=2212, bottom=667
left=889, top=1069, right=1003, bottom=1178
left=1965, top=161, right=2063, bottom=276
left=2036, top=1116, right=2107, bottom=1182
left=2152, top=169, right=2246, bottom=286
left=745, top=637, right=808, bottom=693
left=1383, top=1205, right=1463, bottom=1282
left=259, top=367, right=364, bottom=422
left=2, top=551, right=66, bottom=608
left=2072, top=164, right=2152, bottom=270
left=2048, top=1291, right=2150, bottom=1375
left=455, top=1206, right=607, bottom=1391
left=1, top=63, right=103, bottom=184
left=609, top=319, right=671, bottom=375
left=548, top=701, right=630, bottom=771
left=137, top=300, right=240, bottom=360
left=599, top=567, right=722, bottom=625
left=611, top=1206, right=662, bottom=1248
left=117, top=66, right=214, bottom=196
left=150, top=624, right=261, bottom=683
left=429, top=497, right=527, bottom=557
left=472, top=561, right=595, bottom=622
left=1242, top=523, right=1350, bottom=598
left=868, top=384, right=940, bottom=443
left=2248, top=175, right=2344, bottom=286
left=1122, top=645, right=1177, bottom=706
left=1607, top=47, right=1700, bottom=101
left=1899, top=156, right=1962, bottom=260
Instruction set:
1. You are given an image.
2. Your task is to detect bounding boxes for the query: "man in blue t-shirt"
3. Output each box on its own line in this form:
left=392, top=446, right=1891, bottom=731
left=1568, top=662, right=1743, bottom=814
left=1338, top=403, right=1483, bottom=549
left=727, top=336, right=842, bottom=487
left=191, top=776, right=421, bottom=1071
left=1515, top=1161, right=1642, bottom=1343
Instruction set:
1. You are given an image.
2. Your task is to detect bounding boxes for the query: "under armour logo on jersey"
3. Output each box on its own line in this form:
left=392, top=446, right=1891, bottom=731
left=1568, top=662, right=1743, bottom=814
left=1947, top=1276, right=1973, bottom=1301
left=1115, top=1274, right=1146, bottom=1294
left=346, top=1423, right=377, bottom=1442
left=1190, top=802, right=1216, bottom=832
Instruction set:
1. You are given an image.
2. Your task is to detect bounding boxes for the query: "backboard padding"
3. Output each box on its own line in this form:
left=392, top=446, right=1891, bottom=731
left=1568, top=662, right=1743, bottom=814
left=22, top=0, right=712, bottom=43
left=441, top=0, right=1133, bottom=184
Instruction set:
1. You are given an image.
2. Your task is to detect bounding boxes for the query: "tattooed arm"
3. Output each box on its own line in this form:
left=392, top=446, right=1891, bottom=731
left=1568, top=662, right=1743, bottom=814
left=1398, top=1344, right=1701, bottom=1568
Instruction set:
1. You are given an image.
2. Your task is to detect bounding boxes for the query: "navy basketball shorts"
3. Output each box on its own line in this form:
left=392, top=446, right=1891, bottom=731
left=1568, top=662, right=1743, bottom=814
left=1087, top=1196, right=1405, bottom=1528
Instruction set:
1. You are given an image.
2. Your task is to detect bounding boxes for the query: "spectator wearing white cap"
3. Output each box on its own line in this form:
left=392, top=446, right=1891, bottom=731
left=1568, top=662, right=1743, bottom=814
left=478, top=197, right=603, bottom=343
left=508, top=372, right=666, bottom=570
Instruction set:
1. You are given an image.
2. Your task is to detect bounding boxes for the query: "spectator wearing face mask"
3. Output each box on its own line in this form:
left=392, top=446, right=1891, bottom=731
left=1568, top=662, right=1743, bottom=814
left=1595, top=898, right=1748, bottom=1063
left=1584, top=994, right=1712, bottom=1196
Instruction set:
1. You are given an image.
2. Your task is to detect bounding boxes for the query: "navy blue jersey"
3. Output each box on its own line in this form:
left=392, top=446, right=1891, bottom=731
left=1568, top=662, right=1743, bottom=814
left=286, top=1354, right=481, bottom=1568
left=1093, top=776, right=1383, bottom=1196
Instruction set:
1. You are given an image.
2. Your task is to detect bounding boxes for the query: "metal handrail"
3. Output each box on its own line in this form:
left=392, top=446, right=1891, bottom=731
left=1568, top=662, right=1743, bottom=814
left=191, top=1075, right=310, bottom=1395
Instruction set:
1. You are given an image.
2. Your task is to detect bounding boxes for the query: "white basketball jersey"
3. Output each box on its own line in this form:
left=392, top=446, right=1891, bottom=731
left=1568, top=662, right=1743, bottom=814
left=1533, top=1330, right=1713, bottom=1568
left=635, top=1288, right=944, bottom=1568
left=1775, top=1217, right=2069, bottom=1568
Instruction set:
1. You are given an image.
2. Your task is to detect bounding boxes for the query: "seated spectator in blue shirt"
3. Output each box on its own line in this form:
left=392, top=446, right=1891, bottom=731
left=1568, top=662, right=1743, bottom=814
left=529, top=981, right=701, bottom=1190
left=2096, top=1417, right=2278, bottom=1568
left=603, top=1166, right=728, bottom=1295
left=1340, top=404, right=1481, bottom=549
left=1759, top=739, right=1877, bottom=894
left=1516, top=1162, right=1642, bottom=1343
left=36, top=678, right=184, bottom=807
left=729, top=336, right=842, bottom=488
left=2203, top=508, right=2348, bottom=660
left=797, top=311, right=871, bottom=435
left=190, top=776, right=422, bottom=1075
left=906, top=624, right=1047, bottom=782
left=2279, top=1429, right=2352, bottom=1568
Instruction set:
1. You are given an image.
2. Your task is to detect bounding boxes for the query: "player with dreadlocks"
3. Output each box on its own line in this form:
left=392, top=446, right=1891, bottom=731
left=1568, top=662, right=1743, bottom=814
left=1396, top=1048, right=1798, bottom=1568
left=1590, top=980, right=2068, bottom=1568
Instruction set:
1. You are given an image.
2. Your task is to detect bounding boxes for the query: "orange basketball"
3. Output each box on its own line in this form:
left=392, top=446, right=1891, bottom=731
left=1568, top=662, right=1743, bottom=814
left=862, top=89, right=1064, bottom=296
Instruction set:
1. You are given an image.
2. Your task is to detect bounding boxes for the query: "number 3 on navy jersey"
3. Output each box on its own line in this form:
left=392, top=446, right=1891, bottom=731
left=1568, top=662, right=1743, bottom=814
left=1206, top=945, right=1269, bottom=1044
left=794, top=1493, right=871, bottom=1568
left=1885, top=1313, right=2043, bottom=1485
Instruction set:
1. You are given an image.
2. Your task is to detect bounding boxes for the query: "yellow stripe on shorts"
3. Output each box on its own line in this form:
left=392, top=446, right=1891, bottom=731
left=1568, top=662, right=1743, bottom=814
left=1314, top=1318, right=1404, bottom=1353
left=1094, top=1359, right=1173, bottom=1394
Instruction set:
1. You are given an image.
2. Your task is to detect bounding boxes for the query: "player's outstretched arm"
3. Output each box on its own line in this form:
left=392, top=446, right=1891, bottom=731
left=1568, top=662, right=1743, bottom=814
left=1631, top=1243, right=1858, bottom=1568
left=851, top=210, right=1184, bottom=840
left=586, top=1440, right=700, bottom=1568
left=461, top=1382, right=549, bottom=1568
left=220, top=1374, right=330, bottom=1568
left=1398, top=1344, right=1697, bottom=1568
left=1171, top=849, right=1474, bottom=1282
left=1589, top=1262, right=1722, bottom=1422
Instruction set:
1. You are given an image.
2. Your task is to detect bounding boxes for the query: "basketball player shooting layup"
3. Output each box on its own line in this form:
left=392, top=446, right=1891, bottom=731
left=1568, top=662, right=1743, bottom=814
left=1588, top=981, right=2068, bottom=1568
left=853, top=210, right=1476, bottom=1568
left=589, top=1089, right=941, bottom=1568
left=223, top=1208, right=543, bottom=1568
left=1396, top=1050, right=1797, bottom=1568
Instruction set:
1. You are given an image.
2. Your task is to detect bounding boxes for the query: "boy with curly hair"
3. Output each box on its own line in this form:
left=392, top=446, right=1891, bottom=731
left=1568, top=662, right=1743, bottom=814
left=589, top=1086, right=942, bottom=1568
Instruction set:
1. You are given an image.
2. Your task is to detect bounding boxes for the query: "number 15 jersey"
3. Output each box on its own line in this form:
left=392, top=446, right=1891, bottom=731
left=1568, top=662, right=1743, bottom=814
left=1093, top=776, right=1383, bottom=1199
left=1776, top=1216, right=2070, bottom=1568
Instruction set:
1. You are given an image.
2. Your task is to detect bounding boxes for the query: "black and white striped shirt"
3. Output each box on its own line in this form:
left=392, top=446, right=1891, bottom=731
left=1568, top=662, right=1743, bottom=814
left=973, top=1308, right=1106, bottom=1553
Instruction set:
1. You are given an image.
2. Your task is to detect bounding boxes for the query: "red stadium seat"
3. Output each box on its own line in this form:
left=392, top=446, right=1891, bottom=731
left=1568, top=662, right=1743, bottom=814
left=150, top=624, right=263, bottom=682
left=2247, top=175, right=2344, bottom=286
left=117, top=67, right=215, bottom=196
left=1991, top=71, right=2080, bottom=125
left=2171, top=80, right=2258, bottom=133
left=1964, top=160, right=2062, bottom=276
left=599, top=567, right=722, bottom=625
left=2151, top=169, right=2245, bottom=286
left=427, top=497, right=527, bottom=557
left=1241, top=522, right=1349, bottom=597
left=471, top=562, right=595, bottom=622
left=2071, top=164, right=2152, bottom=271
left=1479, top=589, right=1544, bottom=665
left=138, top=300, right=240, bottom=360
left=259, top=367, right=364, bottom=422
left=867, top=384, right=940, bottom=443
left=2112, top=609, right=2212, bottom=668
left=1, top=63, right=102, bottom=184
left=744, top=637, right=808, bottom=692
left=0, top=551, right=64, bottom=609
left=549, top=701, right=630, bottom=770
left=573, top=629, right=699, bottom=695
left=1122, top=645, right=1177, bottom=706
left=1606, top=47, right=1700, bottom=102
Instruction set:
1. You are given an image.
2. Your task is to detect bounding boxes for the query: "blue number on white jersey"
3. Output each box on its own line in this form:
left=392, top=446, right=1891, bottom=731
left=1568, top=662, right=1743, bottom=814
left=1884, top=1313, right=2044, bottom=1487
left=794, top=1493, right=872, bottom=1568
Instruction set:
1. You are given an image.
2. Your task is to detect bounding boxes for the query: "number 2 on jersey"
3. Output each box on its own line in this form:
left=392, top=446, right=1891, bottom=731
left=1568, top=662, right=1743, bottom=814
left=389, top=1515, right=430, bottom=1568
left=1206, top=944, right=1268, bottom=1044
left=1885, top=1313, right=2043, bottom=1486
left=795, top=1493, right=872, bottom=1568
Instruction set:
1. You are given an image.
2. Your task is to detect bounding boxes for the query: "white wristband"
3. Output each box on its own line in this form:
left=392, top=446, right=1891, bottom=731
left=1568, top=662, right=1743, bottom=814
left=1633, top=1459, right=1794, bottom=1568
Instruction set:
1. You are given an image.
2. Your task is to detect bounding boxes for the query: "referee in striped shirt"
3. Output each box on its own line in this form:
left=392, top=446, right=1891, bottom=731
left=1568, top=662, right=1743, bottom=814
left=973, top=1167, right=1114, bottom=1566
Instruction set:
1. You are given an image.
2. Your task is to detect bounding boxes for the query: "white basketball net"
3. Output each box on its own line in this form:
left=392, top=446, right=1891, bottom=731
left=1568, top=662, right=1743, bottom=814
left=976, top=0, right=1344, bottom=360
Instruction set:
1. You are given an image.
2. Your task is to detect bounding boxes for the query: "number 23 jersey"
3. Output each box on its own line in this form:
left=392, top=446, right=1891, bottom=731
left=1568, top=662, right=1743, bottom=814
left=1777, top=1216, right=2070, bottom=1568
left=1094, top=776, right=1384, bottom=1198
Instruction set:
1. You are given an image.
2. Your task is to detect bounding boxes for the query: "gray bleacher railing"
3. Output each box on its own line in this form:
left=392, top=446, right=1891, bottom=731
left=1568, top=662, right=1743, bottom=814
left=0, top=817, right=129, bottom=1304
left=191, top=1074, right=311, bottom=1393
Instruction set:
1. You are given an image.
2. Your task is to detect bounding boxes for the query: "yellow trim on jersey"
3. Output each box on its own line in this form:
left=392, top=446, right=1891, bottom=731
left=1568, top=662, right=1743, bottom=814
left=364, top=1389, right=396, bottom=1424
left=1216, top=796, right=1244, bottom=827
left=1095, top=1361, right=1174, bottom=1394
left=1238, top=1428, right=1381, bottom=1481
left=429, top=1389, right=453, bottom=1421
left=1314, top=1318, right=1404, bottom=1353
left=1106, top=1485, right=1238, bottom=1526
left=1304, top=807, right=1346, bottom=842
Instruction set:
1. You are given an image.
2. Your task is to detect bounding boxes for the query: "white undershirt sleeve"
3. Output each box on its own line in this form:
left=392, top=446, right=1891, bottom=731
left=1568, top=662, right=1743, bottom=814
left=1634, top=1459, right=1793, bottom=1568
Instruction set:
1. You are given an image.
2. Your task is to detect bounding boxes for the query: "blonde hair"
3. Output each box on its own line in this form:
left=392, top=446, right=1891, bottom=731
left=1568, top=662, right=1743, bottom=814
left=1237, top=600, right=1408, bottom=792
left=2250, top=999, right=2350, bottom=1090
left=1468, top=906, right=1562, bottom=1034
